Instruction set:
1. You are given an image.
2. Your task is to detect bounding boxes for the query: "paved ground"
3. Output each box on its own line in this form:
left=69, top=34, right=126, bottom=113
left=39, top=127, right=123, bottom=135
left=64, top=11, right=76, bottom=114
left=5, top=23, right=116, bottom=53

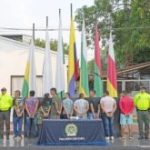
left=0, top=135, right=150, bottom=150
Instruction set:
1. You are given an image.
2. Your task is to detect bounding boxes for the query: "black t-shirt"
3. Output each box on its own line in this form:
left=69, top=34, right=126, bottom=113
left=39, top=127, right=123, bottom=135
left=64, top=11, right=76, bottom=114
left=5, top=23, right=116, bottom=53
left=41, top=98, right=52, bottom=113
left=89, top=97, right=100, bottom=113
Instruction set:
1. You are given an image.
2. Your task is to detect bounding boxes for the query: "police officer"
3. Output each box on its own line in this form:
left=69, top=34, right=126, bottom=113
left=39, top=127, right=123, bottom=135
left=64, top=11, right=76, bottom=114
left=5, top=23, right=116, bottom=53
left=134, top=86, right=150, bottom=139
left=0, top=88, right=13, bottom=140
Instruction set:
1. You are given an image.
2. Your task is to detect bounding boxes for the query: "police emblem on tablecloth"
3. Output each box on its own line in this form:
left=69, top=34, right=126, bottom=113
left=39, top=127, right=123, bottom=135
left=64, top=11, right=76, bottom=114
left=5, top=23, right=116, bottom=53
left=65, top=123, right=78, bottom=136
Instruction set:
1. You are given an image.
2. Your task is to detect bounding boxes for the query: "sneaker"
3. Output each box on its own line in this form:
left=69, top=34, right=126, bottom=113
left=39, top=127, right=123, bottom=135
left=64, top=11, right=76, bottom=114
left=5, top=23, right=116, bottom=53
left=18, top=136, right=22, bottom=140
left=13, top=136, right=18, bottom=140
left=129, top=136, right=134, bottom=140
left=105, top=137, right=110, bottom=141
left=121, top=136, right=126, bottom=140
left=110, top=136, right=114, bottom=141
left=138, top=136, right=144, bottom=140
left=145, top=137, right=149, bottom=140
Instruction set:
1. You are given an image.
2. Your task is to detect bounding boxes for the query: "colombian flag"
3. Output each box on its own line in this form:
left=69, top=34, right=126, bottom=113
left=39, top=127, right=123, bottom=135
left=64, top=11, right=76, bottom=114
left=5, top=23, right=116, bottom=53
left=107, top=32, right=118, bottom=97
left=68, top=16, right=79, bottom=97
left=22, top=39, right=36, bottom=97
left=22, top=61, right=29, bottom=97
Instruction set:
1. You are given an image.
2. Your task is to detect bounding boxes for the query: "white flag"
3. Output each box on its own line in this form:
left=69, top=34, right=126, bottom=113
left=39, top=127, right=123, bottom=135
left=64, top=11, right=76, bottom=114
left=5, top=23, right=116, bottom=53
left=55, top=10, right=65, bottom=97
left=43, top=24, right=53, bottom=94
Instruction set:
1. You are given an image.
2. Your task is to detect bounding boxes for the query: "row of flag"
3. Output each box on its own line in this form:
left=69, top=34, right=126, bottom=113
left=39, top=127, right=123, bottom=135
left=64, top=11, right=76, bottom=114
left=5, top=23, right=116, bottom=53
left=21, top=9, right=118, bottom=98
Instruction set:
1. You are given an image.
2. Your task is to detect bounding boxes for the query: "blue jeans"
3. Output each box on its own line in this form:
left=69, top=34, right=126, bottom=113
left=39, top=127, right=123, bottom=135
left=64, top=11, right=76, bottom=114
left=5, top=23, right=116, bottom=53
left=87, top=112, right=94, bottom=119
left=102, top=113, right=114, bottom=137
left=26, top=117, right=37, bottom=137
left=13, top=117, right=23, bottom=137
left=37, top=124, right=42, bottom=137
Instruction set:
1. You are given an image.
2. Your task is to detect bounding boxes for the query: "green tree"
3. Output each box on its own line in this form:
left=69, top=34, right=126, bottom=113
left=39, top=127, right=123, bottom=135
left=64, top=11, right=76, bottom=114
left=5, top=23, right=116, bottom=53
left=34, top=38, right=69, bottom=54
left=88, top=48, right=107, bottom=74
left=75, top=0, right=150, bottom=68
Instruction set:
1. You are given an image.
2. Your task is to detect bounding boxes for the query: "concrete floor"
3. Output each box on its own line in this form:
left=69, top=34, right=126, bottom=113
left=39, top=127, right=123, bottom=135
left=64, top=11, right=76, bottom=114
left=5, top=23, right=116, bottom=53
left=0, top=135, right=150, bottom=150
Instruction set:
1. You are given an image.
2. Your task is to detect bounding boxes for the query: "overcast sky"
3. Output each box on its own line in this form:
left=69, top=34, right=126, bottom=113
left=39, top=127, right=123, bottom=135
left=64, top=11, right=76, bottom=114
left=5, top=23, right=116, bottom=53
left=0, top=0, right=94, bottom=59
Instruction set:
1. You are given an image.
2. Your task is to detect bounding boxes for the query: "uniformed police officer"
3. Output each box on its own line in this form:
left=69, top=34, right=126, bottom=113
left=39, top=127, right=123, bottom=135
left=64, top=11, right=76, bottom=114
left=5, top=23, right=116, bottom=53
left=0, top=88, right=13, bottom=140
left=134, top=86, right=150, bottom=139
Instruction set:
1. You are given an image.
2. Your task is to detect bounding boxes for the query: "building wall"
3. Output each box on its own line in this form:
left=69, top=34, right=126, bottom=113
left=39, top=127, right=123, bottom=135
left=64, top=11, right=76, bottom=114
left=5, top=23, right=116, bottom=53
left=0, top=36, right=68, bottom=96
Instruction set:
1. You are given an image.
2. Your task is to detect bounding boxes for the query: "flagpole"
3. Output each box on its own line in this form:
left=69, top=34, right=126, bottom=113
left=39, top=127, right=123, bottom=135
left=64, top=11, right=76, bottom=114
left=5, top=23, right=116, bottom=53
left=59, top=9, right=61, bottom=18
left=32, top=23, right=35, bottom=42
left=46, top=16, right=48, bottom=28
left=70, top=3, right=73, bottom=19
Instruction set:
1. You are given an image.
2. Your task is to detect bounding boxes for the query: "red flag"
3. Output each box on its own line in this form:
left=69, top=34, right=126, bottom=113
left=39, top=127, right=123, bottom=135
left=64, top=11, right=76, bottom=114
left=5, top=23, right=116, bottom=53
left=107, top=32, right=118, bottom=97
left=74, top=45, right=79, bottom=80
left=94, top=26, right=103, bottom=96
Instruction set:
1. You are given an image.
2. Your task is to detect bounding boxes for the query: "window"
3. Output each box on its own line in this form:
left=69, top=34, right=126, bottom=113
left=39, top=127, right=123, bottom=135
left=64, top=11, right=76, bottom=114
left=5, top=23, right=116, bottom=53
left=11, top=75, right=43, bottom=97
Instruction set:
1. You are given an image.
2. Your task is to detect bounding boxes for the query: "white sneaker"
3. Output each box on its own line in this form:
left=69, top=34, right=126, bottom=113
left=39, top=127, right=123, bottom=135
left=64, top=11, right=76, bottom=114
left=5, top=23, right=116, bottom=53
left=105, top=137, right=110, bottom=141
left=14, top=136, right=18, bottom=140
left=110, top=136, right=114, bottom=140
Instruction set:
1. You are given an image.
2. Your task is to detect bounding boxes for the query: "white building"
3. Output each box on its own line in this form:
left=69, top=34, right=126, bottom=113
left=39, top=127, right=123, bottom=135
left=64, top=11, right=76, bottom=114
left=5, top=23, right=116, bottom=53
left=0, top=35, right=68, bottom=96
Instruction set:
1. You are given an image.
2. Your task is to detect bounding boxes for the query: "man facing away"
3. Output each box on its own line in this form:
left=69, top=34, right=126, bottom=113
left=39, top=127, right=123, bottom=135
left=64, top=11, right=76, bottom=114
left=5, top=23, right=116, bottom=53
left=0, top=88, right=13, bottom=140
left=119, top=91, right=134, bottom=139
left=134, top=87, right=150, bottom=140
left=100, top=91, right=117, bottom=141
left=74, top=93, right=89, bottom=119
left=50, top=88, right=61, bottom=119
left=60, top=92, right=73, bottom=119
left=88, top=90, right=100, bottom=119
left=25, top=90, right=39, bottom=138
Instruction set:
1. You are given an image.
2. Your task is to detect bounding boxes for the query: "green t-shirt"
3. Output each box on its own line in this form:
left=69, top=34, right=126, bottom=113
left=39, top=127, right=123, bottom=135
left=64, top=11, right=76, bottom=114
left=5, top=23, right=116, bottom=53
left=50, top=95, right=61, bottom=119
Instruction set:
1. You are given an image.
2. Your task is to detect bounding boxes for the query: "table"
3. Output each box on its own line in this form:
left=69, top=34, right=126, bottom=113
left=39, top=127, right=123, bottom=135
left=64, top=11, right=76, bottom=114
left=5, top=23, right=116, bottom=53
left=37, top=119, right=106, bottom=146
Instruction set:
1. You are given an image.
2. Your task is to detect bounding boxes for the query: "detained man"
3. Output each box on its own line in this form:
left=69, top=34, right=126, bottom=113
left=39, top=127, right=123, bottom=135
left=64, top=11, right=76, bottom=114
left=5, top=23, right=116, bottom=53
left=50, top=88, right=61, bottom=119
left=89, top=90, right=100, bottom=119
left=60, top=92, right=73, bottom=119
left=13, top=90, right=24, bottom=140
left=74, top=93, right=89, bottom=119
left=119, top=91, right=134, bottom=140
left=25, top=90, right=39, bottom=138
left=100, top=91, right=117, bottom=141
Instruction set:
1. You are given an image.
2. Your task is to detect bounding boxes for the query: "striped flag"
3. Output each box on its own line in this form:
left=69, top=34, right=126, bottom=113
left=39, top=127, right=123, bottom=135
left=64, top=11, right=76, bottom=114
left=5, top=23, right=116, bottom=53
left=79, top=19, right=89, bottom=97
left=68, top=14, right=79, bottom=97
left=55, top=10, right=65, bottom=98
left=43, top=19, right=53, bottom=94
left=22, top=39, right=36, bottom=97
left=94, top=26, right=103, bottom=97
left=107, top=32, right=118, bottom=97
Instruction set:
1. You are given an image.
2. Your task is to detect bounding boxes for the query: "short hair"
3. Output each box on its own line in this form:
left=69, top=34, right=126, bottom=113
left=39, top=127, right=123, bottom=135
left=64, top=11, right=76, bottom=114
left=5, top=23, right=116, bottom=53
left=66, top=92, right=70, bottom=97
left=90, top=90, right=96, bottom=94
left=50, top=88, right=57, bottom=94
left=30, top=90, right=35, bottom=96
left=105, top=90, right=109, bottom=95
left=79, top=93, right=84, bottom=98
left=1, top=87, right=7, bottom=91
left=44, top=93, right=49, bottom=98
left=140, top=86, right=146, bottom=90
left=15, top=90, right=21, bottom=96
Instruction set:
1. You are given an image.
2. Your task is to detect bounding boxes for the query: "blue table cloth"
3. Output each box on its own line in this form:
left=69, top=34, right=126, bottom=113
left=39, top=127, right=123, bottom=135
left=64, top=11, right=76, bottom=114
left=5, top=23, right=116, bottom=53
left=37, top=119, right=106, bottom=146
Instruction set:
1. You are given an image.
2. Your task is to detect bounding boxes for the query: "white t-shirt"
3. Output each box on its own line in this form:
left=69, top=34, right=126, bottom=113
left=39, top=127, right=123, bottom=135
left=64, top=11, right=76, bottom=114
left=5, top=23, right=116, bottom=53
left=74, top=99, right=89, bottom=114
left=100, top=96, right=116, bottom=113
